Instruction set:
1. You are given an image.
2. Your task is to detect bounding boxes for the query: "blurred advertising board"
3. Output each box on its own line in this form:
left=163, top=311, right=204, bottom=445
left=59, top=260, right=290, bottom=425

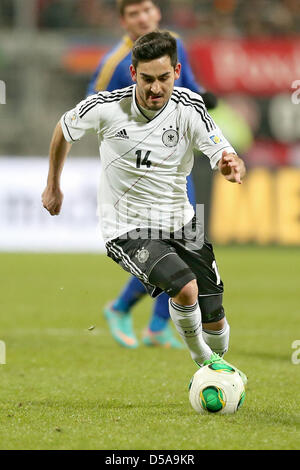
left=189, top=38, right=300, bottom=95
left=189, top=37, right=300, bottom=167
left=210, top=167, right=300, bottom=245
left=0, top=157, right=104, bottom=252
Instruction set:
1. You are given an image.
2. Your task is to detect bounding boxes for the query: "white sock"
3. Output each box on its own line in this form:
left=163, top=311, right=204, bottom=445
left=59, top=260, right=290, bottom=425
left=169, top=299, right=212, bottom=364
left=202, top=319, right=230, bottom=356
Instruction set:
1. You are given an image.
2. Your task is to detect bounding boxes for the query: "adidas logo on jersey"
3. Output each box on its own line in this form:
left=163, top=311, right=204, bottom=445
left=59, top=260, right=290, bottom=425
left=115, top=129, right=129, bottom=139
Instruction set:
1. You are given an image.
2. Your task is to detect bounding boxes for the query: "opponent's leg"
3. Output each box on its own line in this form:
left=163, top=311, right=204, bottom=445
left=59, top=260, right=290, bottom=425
left=112, top=276, right=147, bottom=313
left=142, top=293, right=184, bottom=349
left=148, top=293, right=169, bottom=331
left=103, top=276, right=146, bottom=348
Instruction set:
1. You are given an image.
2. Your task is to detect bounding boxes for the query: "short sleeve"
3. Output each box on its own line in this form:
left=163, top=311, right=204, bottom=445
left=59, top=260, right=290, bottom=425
left=191, top=106, right=236, bottom=169
left=60, top=94, right=101, bottom=142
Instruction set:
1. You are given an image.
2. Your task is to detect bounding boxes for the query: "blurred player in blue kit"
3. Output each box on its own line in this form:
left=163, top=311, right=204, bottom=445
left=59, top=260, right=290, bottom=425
left=87, top=0, right=218, bottom=349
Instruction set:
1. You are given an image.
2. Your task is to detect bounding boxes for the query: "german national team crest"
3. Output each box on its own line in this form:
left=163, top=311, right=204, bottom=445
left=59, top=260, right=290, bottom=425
left=136, top=247, right=149, bottom=264
left=162, top=128, right=179, bottom=147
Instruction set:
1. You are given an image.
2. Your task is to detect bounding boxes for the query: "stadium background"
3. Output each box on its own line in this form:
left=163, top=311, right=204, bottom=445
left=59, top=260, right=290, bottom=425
left=0, top=0, right=299, bottom=250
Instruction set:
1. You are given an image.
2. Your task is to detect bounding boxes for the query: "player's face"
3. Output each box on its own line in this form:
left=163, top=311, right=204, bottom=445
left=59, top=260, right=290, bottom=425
left=121, top=1, right=161, bottom=40
left=130, top=56, right=181, bottom=111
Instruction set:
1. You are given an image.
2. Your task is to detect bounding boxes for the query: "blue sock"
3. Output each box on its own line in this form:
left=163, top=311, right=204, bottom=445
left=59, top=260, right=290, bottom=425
left=149, top=292, right=170, bottom=332
left=113, top=276, right=147, bottom=313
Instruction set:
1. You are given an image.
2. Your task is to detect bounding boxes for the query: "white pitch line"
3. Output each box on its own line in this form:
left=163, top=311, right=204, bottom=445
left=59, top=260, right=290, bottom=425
left=1, top=328, right=105, bottom=337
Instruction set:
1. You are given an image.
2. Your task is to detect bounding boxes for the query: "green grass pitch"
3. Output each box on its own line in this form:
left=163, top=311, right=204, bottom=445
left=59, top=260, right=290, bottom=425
left=0, top=246, right=299, bottom=450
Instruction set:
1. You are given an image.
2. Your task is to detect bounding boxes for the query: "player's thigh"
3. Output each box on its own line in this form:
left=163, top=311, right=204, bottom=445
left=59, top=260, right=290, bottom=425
left=173, top=240, right=224, bottom=297
left=148, top=248, right=196, bottom=298
left=173, top=239, right=225, bottom=323
left=106, top=235, right=195, bottom=298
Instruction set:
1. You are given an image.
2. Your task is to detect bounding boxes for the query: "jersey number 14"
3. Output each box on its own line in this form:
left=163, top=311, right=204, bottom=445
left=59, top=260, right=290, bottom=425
left=135, top=150, right=152, bottom=169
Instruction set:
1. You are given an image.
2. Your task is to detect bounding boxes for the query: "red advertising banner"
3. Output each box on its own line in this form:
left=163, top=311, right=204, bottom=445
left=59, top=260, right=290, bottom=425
left=245, top=140, right=300, bottom=167
left=189, top=38, right=300, bottom=95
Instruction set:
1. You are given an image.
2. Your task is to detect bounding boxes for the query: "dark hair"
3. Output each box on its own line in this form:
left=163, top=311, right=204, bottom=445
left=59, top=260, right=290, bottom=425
left=131, top=31, right=178, bottom=69
left=117, top=0, right=159, bottom=17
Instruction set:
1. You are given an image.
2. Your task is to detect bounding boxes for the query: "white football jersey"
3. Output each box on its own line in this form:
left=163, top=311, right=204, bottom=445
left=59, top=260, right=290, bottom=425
left=61, top=85, right=235, bottom=242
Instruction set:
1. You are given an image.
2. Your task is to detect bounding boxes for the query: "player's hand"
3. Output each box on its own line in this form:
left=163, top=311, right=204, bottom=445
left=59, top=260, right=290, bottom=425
left=218, top=151, right=244, bottom=184
left=42, top=186, right=64, bottom=215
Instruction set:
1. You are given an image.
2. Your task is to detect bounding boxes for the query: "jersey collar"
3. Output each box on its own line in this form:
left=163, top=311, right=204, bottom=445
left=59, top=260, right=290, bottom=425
left=132, top=85, right=171, bottom=123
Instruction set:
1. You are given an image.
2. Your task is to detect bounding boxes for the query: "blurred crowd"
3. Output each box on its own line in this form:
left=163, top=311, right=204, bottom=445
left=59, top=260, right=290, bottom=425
left=1, top=0, right=299, bottom=36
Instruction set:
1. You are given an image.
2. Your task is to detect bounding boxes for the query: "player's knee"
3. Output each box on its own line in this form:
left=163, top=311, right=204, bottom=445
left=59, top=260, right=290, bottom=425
left=172, top=279, right=198, bottom=306
left=202, top=318, right=226, bottom=331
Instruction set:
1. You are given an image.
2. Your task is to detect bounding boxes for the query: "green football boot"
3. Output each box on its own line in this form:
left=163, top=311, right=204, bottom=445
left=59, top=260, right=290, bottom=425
left=103, top=303, right=138, bottom=349
left=196, top=352, right=248, bottom=385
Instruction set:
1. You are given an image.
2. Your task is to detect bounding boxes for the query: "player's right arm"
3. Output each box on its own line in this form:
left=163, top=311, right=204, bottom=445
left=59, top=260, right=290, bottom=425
left=42, top=94, right=101, bottom=215
left=42, top=121, right=71, bottom=216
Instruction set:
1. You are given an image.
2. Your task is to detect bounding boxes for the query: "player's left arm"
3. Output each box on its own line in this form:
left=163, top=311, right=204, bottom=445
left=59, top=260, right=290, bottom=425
left=217, top=150, right=246, bottom=184
left=190, top=102, right=246, bottom=182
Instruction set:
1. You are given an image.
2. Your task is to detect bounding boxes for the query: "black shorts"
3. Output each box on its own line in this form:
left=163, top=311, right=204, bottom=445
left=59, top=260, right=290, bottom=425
left=106, top=217, right=224, bottom=322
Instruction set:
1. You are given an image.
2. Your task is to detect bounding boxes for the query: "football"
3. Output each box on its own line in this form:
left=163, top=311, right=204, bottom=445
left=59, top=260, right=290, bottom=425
left=189, top=362, right=245, bottom=414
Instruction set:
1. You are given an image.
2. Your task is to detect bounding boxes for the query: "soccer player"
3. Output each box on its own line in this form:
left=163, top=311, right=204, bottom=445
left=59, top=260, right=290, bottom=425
left=42, top=31, right=247, bottom=383
left=87, top=0, right=218, bottom=349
